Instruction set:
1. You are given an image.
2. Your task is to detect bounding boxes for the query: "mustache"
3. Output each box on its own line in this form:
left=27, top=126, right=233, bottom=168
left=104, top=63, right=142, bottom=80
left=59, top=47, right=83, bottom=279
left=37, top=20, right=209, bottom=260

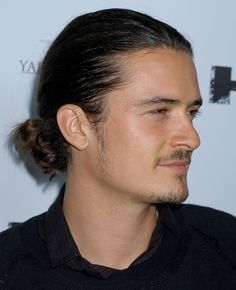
left=154, top=150, right=192, bottom=167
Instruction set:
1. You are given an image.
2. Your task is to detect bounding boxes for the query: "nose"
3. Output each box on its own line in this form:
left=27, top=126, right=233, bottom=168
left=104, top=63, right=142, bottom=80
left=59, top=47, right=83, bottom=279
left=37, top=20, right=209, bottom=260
left=170, top=117, right=200, bottom=151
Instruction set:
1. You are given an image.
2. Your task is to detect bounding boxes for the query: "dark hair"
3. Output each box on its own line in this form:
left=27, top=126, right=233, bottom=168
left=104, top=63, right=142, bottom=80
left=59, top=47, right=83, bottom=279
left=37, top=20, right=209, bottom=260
left=13, top=8, right=193, bottom=176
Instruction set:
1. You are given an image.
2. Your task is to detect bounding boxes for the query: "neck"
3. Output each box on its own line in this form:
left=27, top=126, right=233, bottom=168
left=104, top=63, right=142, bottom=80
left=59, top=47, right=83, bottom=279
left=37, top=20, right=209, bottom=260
left=62, top=173, right=158, bottom=270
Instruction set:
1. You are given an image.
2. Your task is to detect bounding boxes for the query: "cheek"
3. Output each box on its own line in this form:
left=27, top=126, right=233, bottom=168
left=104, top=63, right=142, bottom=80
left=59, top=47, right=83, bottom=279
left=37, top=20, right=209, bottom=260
left=105, top=117, right=169, bottom=166
left=131, top=117, right=170, bottom=151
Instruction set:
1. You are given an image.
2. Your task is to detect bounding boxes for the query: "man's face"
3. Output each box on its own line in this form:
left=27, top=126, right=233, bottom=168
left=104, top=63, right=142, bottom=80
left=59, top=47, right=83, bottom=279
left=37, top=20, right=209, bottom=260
left=87, top=48, right=202, bottom=205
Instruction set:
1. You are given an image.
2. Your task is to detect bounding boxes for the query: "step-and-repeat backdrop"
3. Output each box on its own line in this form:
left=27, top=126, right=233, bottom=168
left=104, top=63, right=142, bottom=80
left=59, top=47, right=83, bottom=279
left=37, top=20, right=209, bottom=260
left=0, top=0, right=235, bottom=231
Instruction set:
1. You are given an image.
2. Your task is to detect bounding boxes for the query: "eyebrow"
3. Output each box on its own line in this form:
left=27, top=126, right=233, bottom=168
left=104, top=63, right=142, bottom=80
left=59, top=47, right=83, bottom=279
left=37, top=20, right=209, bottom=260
left=135, top=96, right=203, bottom=107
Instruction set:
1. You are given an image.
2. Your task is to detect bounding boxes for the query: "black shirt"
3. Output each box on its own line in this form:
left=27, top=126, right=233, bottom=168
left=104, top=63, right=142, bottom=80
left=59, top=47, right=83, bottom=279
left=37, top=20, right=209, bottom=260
left=1, top=197, right=236, bottom=289
left=39, top=191, right=179, bottom=279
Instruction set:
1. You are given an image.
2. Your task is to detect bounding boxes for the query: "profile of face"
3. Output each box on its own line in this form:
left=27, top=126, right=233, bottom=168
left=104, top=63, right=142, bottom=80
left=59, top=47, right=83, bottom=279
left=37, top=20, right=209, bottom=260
left=74, top=48, right=202, bottom=205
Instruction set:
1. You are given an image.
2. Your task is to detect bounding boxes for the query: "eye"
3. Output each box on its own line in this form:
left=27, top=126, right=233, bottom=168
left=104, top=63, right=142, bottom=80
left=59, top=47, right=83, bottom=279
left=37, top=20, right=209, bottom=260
left=189, top=109, right=202, bottom=119
left=149, top=108, right=168, bottom=115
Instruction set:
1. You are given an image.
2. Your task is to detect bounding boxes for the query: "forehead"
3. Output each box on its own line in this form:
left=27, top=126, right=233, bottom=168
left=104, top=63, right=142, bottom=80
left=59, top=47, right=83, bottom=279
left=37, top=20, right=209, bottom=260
left=107, top=48, right=201, bottom=109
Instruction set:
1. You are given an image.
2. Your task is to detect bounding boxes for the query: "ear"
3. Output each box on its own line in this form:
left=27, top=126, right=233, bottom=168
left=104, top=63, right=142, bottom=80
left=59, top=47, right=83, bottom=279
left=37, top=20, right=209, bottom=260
left=56, top=104, right=91, bottom=151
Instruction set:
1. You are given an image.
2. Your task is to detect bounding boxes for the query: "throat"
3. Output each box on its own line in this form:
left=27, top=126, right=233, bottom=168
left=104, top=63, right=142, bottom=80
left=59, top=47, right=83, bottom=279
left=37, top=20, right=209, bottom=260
left=63, top=192, right=159, bottom=269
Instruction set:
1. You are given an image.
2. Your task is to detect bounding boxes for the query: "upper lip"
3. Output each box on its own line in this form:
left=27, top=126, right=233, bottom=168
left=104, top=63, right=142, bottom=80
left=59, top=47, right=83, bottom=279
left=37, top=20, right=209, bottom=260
left=158, top=160, right=190, bottom=166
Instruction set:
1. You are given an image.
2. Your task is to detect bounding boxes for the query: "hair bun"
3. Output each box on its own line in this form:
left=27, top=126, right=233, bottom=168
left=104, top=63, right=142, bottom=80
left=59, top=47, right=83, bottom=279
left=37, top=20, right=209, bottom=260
left=13, top=118, right=68, bottom=176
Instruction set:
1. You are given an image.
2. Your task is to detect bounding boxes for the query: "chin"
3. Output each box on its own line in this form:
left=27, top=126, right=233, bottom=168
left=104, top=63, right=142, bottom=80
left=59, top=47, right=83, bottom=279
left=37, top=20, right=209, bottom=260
left=149, top=189, right=189, bottom=205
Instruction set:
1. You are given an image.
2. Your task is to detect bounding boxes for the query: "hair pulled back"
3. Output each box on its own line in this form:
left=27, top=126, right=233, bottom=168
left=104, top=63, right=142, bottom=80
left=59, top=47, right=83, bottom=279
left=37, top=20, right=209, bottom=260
left=13, top=8, right=193, bottom=176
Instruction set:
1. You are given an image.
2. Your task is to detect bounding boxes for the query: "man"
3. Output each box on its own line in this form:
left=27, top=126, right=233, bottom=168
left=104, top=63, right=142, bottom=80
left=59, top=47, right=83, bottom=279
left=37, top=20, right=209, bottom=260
left=0, top=8, right=235, bottom=289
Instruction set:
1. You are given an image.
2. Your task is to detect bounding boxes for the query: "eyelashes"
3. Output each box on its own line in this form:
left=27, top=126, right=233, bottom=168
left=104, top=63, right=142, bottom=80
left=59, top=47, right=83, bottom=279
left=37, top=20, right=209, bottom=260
left=149, top=108, right=168, bottom=115
left=189, top=109, right=202, bottom=119
left=148, top=108, right=202, bottom=120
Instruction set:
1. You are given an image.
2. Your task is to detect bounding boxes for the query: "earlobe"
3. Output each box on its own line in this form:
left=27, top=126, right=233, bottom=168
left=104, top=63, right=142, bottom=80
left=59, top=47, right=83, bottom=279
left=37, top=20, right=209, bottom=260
left=56, top=104, right=90, bottom=150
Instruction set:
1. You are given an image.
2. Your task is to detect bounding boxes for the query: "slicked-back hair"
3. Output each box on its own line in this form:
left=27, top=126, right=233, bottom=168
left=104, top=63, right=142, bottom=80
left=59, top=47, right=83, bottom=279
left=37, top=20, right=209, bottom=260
left=13, top=8, right=193, bottom=176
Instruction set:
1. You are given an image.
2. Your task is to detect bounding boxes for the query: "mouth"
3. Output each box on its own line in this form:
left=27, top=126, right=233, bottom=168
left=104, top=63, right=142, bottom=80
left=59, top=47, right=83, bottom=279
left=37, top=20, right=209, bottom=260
left=158, top=160, right=190, bottom=175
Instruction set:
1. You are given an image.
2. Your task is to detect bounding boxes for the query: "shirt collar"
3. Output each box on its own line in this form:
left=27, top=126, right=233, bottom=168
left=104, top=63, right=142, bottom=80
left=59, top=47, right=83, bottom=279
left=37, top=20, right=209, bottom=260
left=158, top=204, right=181, bottom=239
left=40, top=186, right=181, bottom=269
left=40, top=188, right=79, bottom=267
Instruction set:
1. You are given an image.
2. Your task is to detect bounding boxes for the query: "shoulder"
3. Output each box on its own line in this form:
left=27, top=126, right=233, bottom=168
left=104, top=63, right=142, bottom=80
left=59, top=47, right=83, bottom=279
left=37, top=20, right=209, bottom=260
left=0, top=214, right=45, bottom=288
left=173, top=203, right=236, bottom=265
left=0, top=213, right=45, bottom=263
left=0, top=223, right=27, bottom=266
left=178, top=203, right=236, bottom=234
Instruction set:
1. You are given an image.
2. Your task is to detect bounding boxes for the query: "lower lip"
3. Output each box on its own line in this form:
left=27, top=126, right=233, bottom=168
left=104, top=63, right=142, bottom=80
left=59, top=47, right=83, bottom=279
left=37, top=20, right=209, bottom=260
left=158, top=164, right=188, bottom=175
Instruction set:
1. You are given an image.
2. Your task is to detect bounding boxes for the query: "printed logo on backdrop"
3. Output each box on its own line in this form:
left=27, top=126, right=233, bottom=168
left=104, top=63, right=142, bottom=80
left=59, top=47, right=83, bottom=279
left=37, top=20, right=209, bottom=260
left=20, top=60, right=41, bottom=74
left=19, top=40, right=50, bottom=74
left=210, top=66, right=236, bottom=104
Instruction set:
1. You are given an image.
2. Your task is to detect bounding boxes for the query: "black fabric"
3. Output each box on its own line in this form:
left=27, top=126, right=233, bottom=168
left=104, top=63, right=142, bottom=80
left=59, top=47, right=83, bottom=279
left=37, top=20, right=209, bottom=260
left=39, top=192, right=170, bottom=279
left=0, top=201, right=236, bottom=289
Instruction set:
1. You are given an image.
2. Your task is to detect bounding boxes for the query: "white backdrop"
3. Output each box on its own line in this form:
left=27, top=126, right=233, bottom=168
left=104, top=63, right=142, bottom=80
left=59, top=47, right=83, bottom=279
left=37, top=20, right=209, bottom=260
left=0, top=0, right=235, bottom=231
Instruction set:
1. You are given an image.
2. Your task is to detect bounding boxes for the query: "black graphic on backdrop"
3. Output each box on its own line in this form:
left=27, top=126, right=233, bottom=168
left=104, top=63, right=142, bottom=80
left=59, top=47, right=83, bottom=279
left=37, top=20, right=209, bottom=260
left=210, top=66, right=236, bottom=104
left=8, top=222, right=20, bottom=228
